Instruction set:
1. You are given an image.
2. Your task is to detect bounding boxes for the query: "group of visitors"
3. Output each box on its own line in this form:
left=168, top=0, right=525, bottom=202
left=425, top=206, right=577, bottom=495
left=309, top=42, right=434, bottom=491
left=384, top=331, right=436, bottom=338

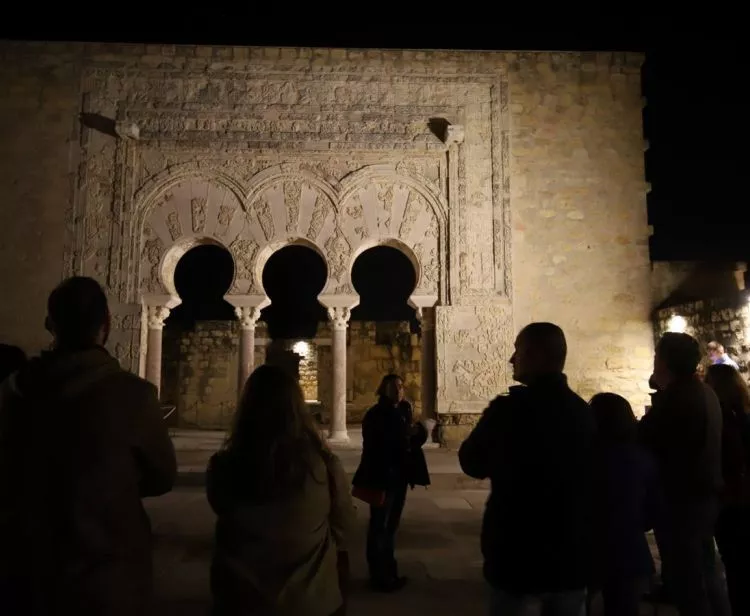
left=459, top=324, right=750, bottom=616
left=0, top=275, right=748, bottom=616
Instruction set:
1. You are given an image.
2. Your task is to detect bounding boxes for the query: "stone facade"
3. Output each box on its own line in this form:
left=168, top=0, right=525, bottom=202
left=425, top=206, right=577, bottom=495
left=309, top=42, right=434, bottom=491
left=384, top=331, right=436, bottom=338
left=0, top=42, right=652, bottom=443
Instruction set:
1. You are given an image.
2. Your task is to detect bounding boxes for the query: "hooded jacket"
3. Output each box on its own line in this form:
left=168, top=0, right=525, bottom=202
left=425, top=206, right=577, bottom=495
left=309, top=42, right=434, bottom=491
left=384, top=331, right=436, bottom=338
left=0, top=346, right=177, bottom=616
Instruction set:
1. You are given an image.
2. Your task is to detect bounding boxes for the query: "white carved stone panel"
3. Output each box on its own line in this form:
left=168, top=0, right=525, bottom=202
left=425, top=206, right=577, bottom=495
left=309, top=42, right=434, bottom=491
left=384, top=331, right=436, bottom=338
left=435, top=304, right=514, bottom=413
left=139, top=178, right=244, bottom=294
left=339, top=180, right=441, bottom=295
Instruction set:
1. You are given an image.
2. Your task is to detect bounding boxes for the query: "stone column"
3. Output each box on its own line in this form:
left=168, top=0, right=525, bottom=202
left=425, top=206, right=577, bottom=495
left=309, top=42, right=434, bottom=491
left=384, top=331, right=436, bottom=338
left=145, top=305, right=171, bottom=395
left=235, top=306, right=262, bottom=398
left=327, top=306, right=351, bottom=443
left=416, top=307, right=438, bottom=442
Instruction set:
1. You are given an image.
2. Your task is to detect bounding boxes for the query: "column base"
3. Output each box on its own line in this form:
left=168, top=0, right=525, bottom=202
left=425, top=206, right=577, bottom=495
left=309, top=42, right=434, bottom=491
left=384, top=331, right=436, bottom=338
left=326, top=429, right=350, bottom=444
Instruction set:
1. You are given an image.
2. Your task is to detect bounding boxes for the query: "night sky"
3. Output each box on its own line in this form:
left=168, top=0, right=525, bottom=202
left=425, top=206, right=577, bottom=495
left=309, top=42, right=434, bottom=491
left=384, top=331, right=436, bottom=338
left=4, top=16, right=744, bottom=333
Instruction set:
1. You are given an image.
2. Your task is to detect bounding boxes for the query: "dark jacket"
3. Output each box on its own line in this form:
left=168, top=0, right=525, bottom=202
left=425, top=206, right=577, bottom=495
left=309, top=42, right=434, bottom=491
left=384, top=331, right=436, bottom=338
left=0, top=347, right=177, bottom=616
left=591, top=442, right=662, bottom=583
left=639, top=376, right=723, bottom=504
left=352, top=399, right=430, bottom=491
left=459, top=374, right=596, bottom=595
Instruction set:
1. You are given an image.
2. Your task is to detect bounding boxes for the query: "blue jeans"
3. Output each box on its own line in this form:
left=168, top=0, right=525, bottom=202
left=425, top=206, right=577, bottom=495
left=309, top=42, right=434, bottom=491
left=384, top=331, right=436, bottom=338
left=490, top=588, right=586, bottom=616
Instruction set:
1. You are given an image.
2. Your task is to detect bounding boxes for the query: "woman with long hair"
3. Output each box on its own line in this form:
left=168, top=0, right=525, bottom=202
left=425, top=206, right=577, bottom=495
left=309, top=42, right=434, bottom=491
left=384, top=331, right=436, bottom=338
left=589, top=393, right=662, bottom=616
left=351, top=374, right=430, bottom=593
left=206, top=364, right=356, bottom=616
left=704, top=363, right=750, bottom=616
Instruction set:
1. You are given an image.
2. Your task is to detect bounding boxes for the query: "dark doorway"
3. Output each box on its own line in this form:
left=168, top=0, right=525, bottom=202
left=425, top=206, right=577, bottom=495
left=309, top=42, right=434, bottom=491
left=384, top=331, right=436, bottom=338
left=261, top=244, right=328, bottom=339
left=168, top=244, right=235, bottom=327
left=350, top=245, right=418, bottom=329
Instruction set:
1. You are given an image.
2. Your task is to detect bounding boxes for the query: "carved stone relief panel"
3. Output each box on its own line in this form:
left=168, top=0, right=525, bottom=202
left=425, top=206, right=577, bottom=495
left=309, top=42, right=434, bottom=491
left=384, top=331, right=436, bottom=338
left=435, top=303, right=514, bottom=413
left=106, top=303, right=143, bottom=374
left=339, top=180, right=442, bottom=296
left=137, top=177, right=245, bottom=295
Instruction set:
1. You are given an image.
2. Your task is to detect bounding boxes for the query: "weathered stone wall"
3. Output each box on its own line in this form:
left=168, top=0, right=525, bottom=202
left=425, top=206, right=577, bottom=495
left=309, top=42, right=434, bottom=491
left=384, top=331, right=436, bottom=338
left=0, top=43, right=651, bottom=446
left=0, top=45, right=82, bottom=352
left=654, top=296, right=750, bottom=376
left=346, top=321, right=421, bottom=422
left=162, top=318, right=420, bottom=429
left=509, top=52, right=652, bottom=423
left=162, top=320, right=266, bottom=428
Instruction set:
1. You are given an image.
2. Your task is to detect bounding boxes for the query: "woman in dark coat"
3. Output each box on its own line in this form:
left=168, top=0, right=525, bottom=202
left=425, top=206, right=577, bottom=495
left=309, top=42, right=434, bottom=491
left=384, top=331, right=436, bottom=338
left=352, top=374, right=430, bottom=592
left=589, top=393, right=663, bottom=616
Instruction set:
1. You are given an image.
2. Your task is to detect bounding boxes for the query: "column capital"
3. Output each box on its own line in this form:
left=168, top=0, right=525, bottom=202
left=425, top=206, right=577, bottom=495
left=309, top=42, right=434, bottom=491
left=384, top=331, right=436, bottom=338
left=235, top=306, right=262, bottom=330
left=414, top=307, right=436, bottom=332
left=327, top=306, right=351, bottom=330
left=147, top=305, right=171, bottom=330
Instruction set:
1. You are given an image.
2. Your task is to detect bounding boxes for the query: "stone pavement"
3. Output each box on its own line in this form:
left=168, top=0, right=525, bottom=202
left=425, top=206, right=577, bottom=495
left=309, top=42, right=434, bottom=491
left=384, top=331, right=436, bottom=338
left=146, top=486, right=490, bottom=615
left=145, top=485, right=672, bottom=616
left=161, top=430, right=674, bottom=615
left=172, top=428, right=488, bottom=491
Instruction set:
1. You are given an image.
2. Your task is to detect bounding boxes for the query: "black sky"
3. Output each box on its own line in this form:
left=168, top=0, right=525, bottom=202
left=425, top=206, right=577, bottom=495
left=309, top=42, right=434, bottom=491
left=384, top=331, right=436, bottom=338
left=3, top=15, right=746, bottom=327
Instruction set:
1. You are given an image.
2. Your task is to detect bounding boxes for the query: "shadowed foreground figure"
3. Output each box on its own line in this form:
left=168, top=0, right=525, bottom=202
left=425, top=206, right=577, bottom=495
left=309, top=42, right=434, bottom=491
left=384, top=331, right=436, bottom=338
left=640, top=333, right=730, bottom=616
left=459, top=322, right=595, bottom=616
left=0, top=344, right=26, bottom=384
left=0, top=277, right=177, bottom=616
left=207, top=364, right=356, bottom=616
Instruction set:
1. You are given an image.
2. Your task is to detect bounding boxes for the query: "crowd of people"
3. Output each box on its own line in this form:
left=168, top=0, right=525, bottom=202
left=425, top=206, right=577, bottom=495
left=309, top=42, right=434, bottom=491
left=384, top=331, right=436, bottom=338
left=0, top=276, right=748, bottom=616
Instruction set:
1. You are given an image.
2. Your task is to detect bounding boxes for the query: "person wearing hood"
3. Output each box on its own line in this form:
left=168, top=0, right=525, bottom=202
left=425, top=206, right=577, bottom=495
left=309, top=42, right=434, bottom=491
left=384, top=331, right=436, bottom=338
left=0, top=276, right=177, bottom=616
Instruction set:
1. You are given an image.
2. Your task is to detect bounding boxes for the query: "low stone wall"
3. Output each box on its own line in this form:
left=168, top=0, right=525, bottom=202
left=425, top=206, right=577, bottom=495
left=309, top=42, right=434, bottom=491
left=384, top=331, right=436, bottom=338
left=654, top=294, right=750, bottom=374
left=439, top=413, right=483, bottom=450
left=162, top=319, right=422, bottom=430
left=162, top=321, right=266, bottom=428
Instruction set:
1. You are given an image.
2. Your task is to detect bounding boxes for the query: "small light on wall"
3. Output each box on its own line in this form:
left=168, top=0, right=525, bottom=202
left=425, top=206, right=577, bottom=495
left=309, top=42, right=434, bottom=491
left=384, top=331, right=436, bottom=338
left=293, top=341, right=310, bottom=357
left=667, top=315, right=688, bottom=334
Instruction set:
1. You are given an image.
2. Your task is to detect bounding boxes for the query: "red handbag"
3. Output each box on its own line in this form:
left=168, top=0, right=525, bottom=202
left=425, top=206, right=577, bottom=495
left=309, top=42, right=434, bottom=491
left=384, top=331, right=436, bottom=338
left=351, top=485, right=386, bottom=507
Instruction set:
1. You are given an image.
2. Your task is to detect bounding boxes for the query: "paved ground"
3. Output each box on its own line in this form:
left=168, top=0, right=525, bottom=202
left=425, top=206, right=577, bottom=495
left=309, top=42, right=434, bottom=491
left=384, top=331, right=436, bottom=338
left=155, top=430, right=674, bottom=615
left=147, top=486, right=491, bottom=615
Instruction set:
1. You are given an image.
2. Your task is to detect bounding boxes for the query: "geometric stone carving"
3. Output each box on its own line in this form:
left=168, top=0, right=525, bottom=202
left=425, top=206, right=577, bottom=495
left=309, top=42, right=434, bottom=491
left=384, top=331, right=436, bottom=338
left=435, top=303, right=514, bottom=413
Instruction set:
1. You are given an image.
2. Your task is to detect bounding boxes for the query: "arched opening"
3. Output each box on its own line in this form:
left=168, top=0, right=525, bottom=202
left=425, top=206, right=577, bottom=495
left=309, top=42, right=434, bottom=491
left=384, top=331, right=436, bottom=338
left=348, top=245, right=420, bottom=422
left=161, top=244, right=236, bottom=429
left=261, top=244, right=328, bottom=409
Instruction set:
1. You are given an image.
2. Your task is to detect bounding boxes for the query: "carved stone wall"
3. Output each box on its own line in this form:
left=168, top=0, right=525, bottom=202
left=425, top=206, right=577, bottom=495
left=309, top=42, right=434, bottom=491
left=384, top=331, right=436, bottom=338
left=0, top=43, right=651, bottom=444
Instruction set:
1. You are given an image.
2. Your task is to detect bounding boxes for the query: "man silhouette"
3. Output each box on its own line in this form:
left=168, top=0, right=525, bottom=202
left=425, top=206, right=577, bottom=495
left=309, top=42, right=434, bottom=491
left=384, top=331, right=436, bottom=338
left=459, top=322, right=595, bottom=616
left=0, top=276, right=177, bottom=615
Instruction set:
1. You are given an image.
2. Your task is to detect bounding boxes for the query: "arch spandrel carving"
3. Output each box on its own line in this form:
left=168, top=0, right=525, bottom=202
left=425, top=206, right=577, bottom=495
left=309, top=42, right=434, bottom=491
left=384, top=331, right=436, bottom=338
left=133, top=162, right=447, bottom=304
left=338, top=182, right=444, bottom=297
left=136, top=176, right=245, bottom=297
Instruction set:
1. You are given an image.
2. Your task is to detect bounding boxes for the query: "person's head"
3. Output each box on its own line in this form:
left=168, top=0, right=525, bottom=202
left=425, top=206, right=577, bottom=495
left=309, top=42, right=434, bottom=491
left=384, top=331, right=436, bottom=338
left=590, top=392, right=638, bottom=444
left=704, top=363, right=750, bottom=415
left=45, top=277, right=110, bottom=350
left=377, top=374, right=405, bottom=405
left=510, top=322, right=567, bottom=384
left=0, top=344, right=27, bottom=383
left=226, top=364, right=325, bottom=492
left=652, top=332, right=701, bottom=389
left=707, top=341, right=725, bottom=363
